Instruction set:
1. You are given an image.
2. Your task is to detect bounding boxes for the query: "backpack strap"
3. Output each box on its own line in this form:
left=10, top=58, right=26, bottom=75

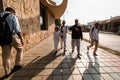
left=61, top=26, right=63, bottom=32
left=0, top=13, right=10, bottom=35
left=3, top=13, right=10, bottom=20
left=91, top=27, right=94, bottom=33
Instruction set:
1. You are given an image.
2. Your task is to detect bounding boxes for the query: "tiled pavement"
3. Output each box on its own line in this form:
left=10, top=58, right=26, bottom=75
left=0, top=34, right=120, bottom=80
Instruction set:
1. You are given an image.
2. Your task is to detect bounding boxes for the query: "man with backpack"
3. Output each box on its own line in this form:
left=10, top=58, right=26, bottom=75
left=0, top=7, right=24, bottom=78
left=87, top=22, right=100, bottom=56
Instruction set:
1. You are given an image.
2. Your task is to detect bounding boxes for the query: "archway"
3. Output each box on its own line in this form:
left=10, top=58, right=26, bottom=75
left=0, top=0, right=4, bottom=12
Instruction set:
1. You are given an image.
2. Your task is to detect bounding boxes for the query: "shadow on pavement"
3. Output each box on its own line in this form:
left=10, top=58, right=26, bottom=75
left=9, top=50, right=62, bottom=80
left=82, top=52, right=100, bottom=80
left=46, top=52, right=77, bottom=80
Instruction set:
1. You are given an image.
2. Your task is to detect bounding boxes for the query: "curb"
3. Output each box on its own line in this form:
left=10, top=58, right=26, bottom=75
left=83, top=38, right=120, bottom=56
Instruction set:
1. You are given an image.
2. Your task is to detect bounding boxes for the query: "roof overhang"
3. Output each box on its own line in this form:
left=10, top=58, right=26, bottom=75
left=40, top=0, right=68, bottom=19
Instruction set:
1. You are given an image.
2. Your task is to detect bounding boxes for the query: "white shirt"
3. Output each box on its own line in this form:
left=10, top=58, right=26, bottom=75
left=90, top=28, right=99, bottom=40
left=54, top=30, right=60, bottom=40
left=60, top=26, right=67, bottom=38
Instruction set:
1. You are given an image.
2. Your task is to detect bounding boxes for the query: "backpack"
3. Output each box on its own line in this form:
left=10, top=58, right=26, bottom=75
left=89, top=27, right=99, bottom=34
left=0, top=13, right=12, bottom=45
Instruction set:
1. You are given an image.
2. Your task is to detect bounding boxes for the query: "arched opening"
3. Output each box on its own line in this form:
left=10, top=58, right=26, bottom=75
left=0, top=0, right=4, bottom=12
left=40, top=3, right=48, bottom=30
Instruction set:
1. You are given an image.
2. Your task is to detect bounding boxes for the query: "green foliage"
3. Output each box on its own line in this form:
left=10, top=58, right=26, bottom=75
left=55, top=19, right=61, bottom=27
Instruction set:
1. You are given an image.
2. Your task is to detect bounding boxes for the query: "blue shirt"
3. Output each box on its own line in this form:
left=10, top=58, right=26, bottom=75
left=0, top=11, right=21, bottom=35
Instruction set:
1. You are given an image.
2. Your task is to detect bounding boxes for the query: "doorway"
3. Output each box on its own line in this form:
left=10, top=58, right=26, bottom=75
left=0, top=0, right=4, bottom=12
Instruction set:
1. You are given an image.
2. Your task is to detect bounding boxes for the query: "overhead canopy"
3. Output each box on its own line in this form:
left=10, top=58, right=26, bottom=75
left=40, top=0, right=68, bottom=19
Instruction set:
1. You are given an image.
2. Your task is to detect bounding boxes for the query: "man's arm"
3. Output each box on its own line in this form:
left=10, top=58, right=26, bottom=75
left=12, top=15, right=24, bottom=46
left=79, top=27, right=83, bottom=40
left=17, top=32, right=24, bottom=46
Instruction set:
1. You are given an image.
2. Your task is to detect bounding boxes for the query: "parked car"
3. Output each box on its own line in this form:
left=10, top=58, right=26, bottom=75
left=82, top=25, right=91, bottom=32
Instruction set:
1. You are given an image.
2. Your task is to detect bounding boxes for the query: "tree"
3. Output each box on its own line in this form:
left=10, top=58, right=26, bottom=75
left=55, top=19, right=61, bottom=27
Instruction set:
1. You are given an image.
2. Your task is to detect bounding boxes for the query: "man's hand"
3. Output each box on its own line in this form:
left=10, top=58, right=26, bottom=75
left=75, top=28, right=79, bottom=31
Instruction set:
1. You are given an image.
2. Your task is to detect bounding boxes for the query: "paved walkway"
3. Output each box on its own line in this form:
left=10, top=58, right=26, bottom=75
left=0, top=34, right=120, bottom=80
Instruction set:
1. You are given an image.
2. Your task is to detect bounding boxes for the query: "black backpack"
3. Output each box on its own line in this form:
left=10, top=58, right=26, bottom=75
left=0, top=13, right=12, bottom=45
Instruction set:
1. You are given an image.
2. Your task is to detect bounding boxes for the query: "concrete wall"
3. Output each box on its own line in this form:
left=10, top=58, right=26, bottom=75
left=0, top=0, right=55, bottom=65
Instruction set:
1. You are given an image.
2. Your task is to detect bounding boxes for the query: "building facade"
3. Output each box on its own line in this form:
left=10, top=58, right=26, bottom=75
left=0, top=0, right=67, bottom=64
left=88, top=16, right=120, bottom=34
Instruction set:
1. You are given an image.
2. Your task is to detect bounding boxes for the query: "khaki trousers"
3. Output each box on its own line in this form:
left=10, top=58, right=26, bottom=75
left=1, top=35, right=23, bottom=74
left=88, top=39, right=99, bottom=53
left=71, top=39, right=80, bottom=54
left=54, top=38, right=59, bottom=51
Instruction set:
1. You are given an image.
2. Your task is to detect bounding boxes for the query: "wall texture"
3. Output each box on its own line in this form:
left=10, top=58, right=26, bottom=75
left=0, top=0, right=55, bottom=65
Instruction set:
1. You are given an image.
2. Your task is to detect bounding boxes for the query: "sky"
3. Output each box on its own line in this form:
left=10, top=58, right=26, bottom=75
left=57, top=0, right=120, bottom=25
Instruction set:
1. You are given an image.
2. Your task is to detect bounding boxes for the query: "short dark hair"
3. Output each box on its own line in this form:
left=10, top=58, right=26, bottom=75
left=95, top=22, right=99, bottom=25
left=5, top=7, right=15, bottom=12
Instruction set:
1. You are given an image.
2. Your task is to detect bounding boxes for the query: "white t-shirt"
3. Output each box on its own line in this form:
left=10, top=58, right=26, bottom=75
left=54, top=31, right=60, bottom=40
left=90, top=28, right=99, bottom=40
left=60, top=26, right=67, bottom=38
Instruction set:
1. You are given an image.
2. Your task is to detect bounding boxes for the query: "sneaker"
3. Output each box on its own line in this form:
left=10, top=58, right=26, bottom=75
left=0, top=74, right=10, bottom=79
left=9, top=65, right=23, bottom=75
left=93, top=53, right=97, bottom=56
left=55, top=50, right=58, bottom=53
left=72, top=50, right=74, bottom=53
left=78, top=53, right=82, bottom=56
left=77, top=54, right=81, bottom=59
left=87, top=46, right=89, bottom=50
left=64, top=49, right=67, bottom=52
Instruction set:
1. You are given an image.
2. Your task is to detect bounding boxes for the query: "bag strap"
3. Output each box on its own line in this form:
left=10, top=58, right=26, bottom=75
left=1, top=13, right=10, bottom=34
left=3, top=13, right=10, bottom=20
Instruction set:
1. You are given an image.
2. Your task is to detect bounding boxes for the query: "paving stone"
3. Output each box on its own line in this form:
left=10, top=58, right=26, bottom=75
left=102, top=67, right=114, bottom=73
left=110, top=67, right=120, bottom=73
left=101, top=74, right=114, bottom=80
left=42, top=75, right=52, bottom=80
left=72, top=74, right=82, bottom=80
left=94, top=67, right=106, bottom=73
left=78, top=68, right=89, bottom=74
left=71, top=68, right=80, bottom=75
left=63, top=68, right=71, bottom=75
left=82, top=74, right=94, bottom=80
left=53, top=63, right=62, bottom=68
left=99, top=62, right=107, bottom=67
left=87, top=68, right=98, bottom=73
left=103, top=62, right=113, bottom=66
left=31, top=76, right=43, bottom=80
left=76, top=63, right=85, bottom=68
left=53, top=69, right=62, bottom=75
left=53, top=75, right=62, bottom=80
left=63, top=75, right=73, bottom=80
left=109, top=73, right=120, bottom=80
left=42, top=69, right=53, bottom=76
left=91, top=74, right=104, bottom=80
left=9, top=76, right=32, bottom=80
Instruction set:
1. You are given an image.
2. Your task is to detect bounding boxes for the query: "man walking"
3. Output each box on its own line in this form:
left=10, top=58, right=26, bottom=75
left=60, top=20, right=67, bottom=52
left=87, top=22, right=99, bottom=56
left=53, top=26, right=60, bottom=53
left=70, top=19, right=83, bottom=58
left=0, top=7, right=24, bottom=78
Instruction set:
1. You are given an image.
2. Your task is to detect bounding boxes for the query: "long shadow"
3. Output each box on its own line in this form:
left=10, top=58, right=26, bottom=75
left=9, top=50, right=62, bottom=80
left=46, top=52, right=78, bottom=80
left=82, top=52, right=100, bottom=80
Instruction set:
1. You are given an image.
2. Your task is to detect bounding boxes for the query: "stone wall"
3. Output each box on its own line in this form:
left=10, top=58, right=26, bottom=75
left=0, top=0, right=55, bottom=65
